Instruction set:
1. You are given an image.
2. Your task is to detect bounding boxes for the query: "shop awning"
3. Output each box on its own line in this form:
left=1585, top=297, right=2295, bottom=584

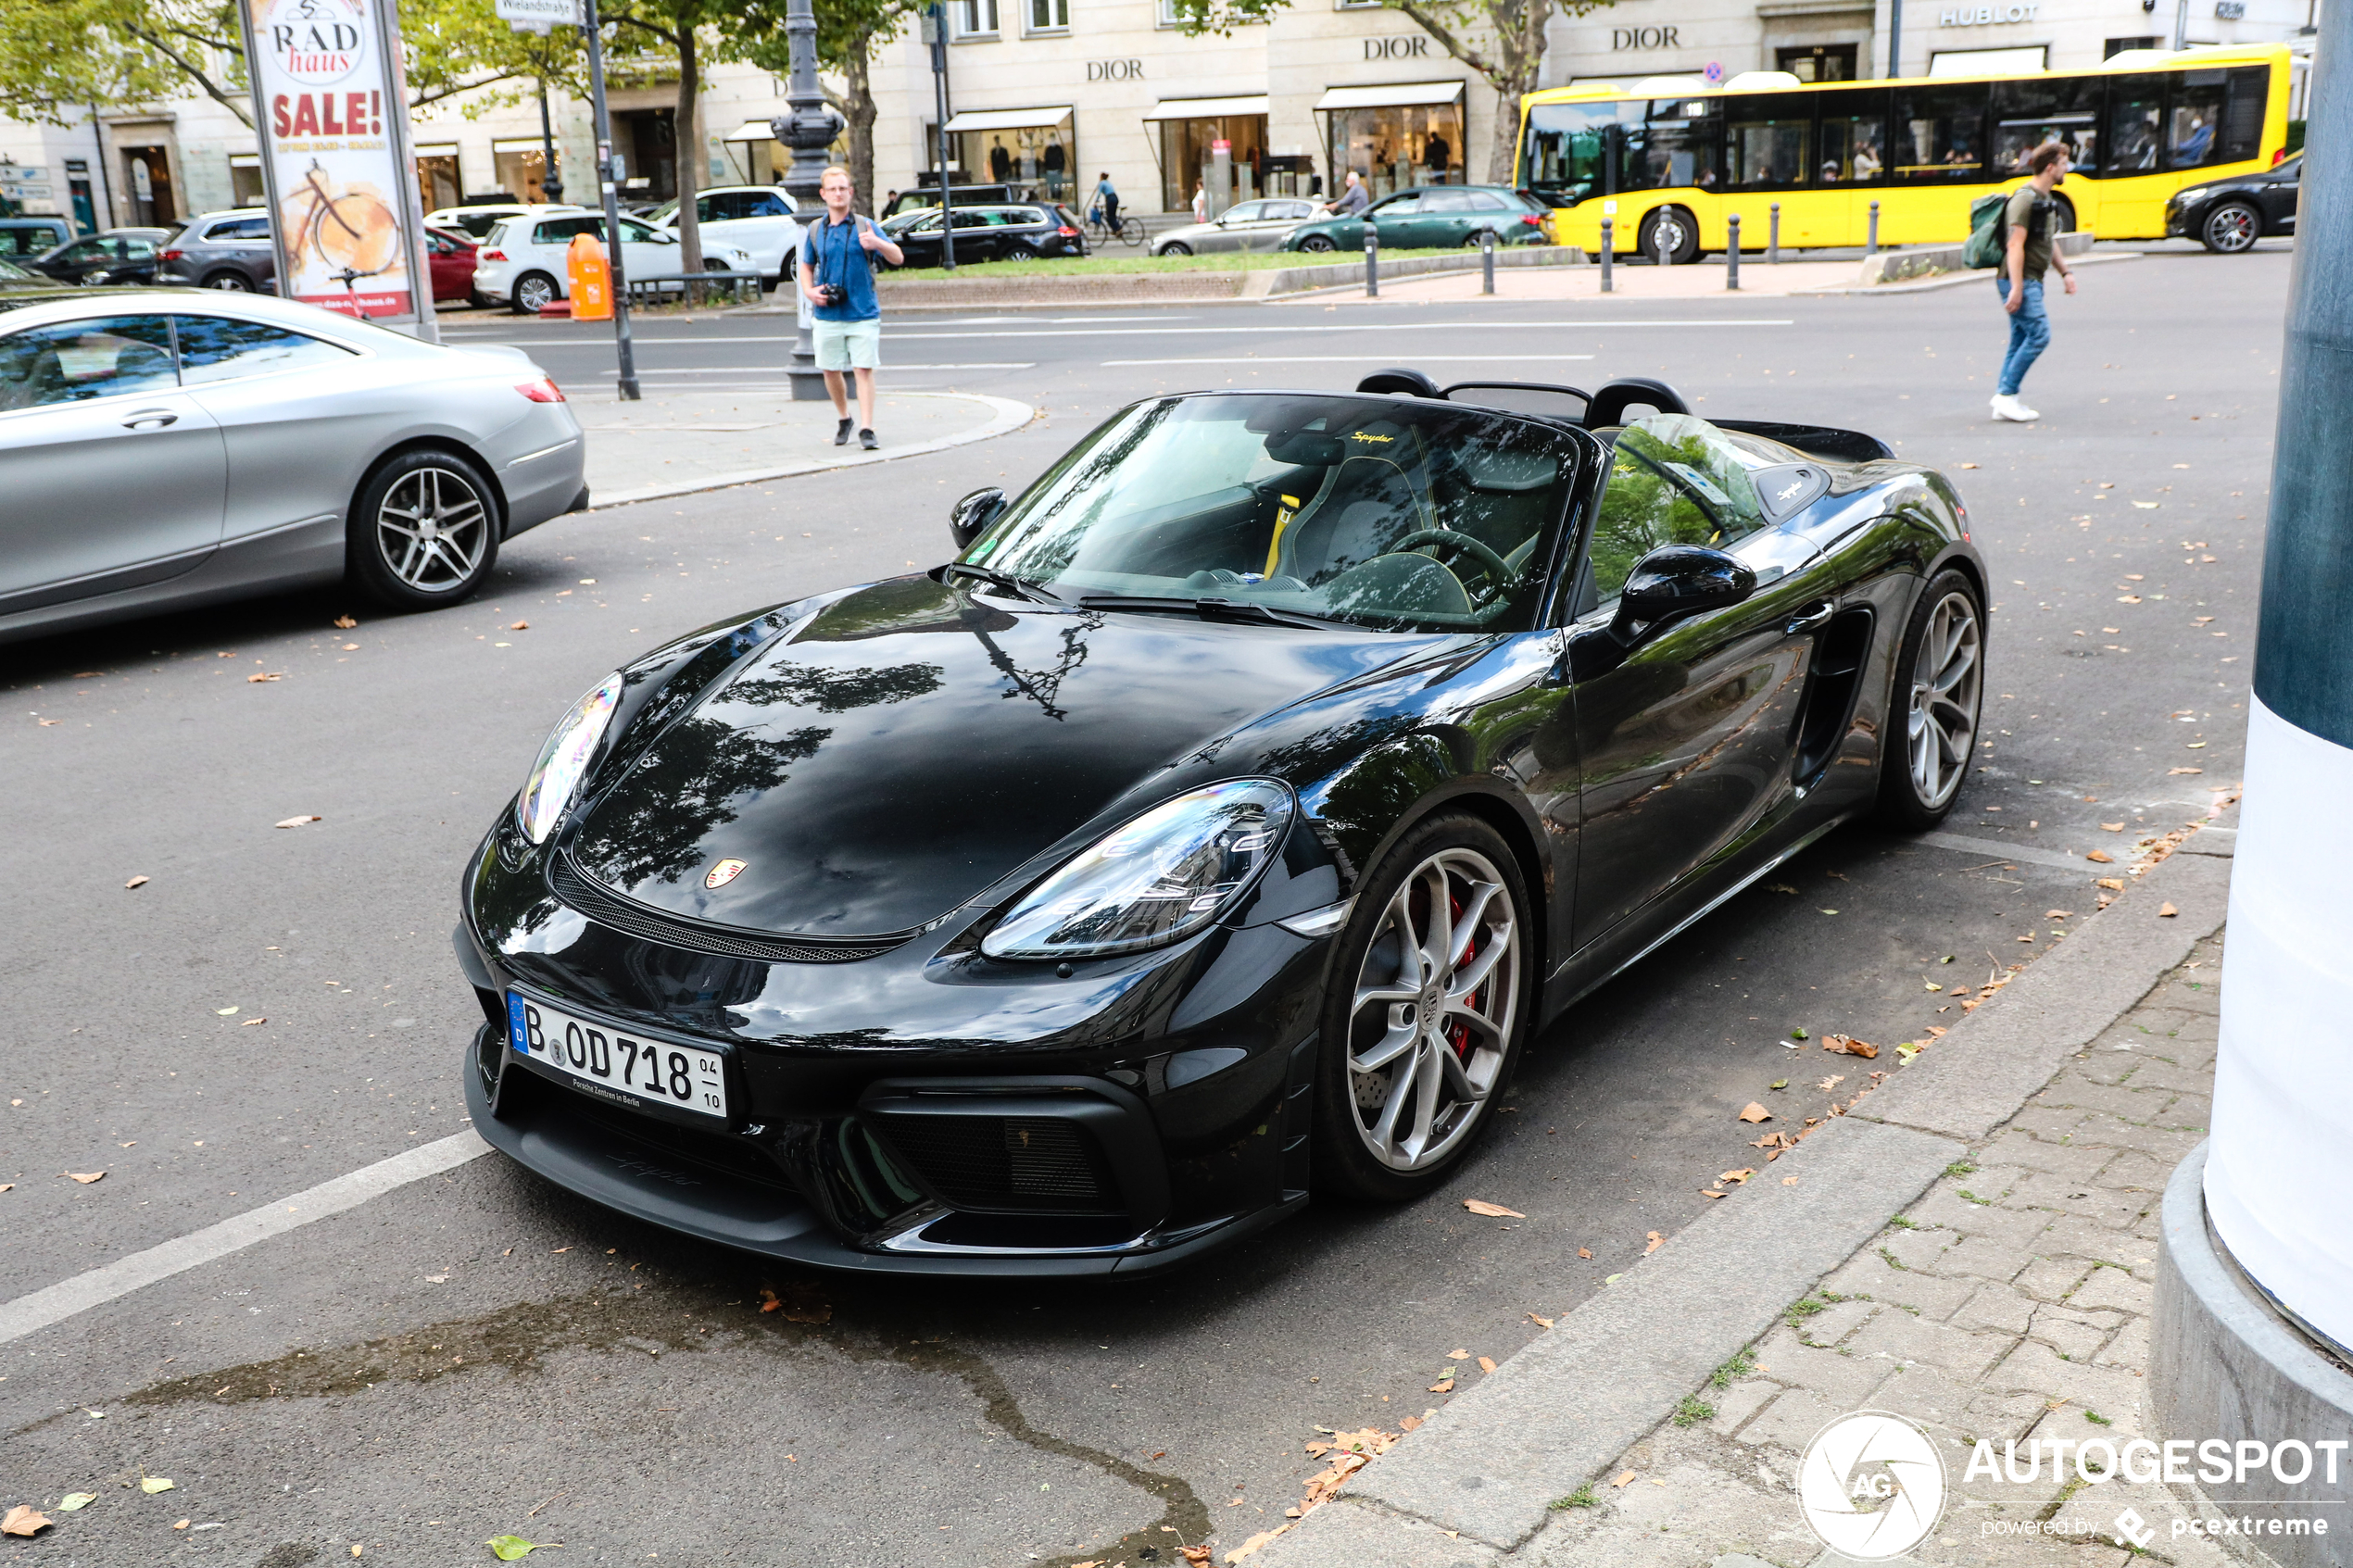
left=720, top=119, right=779, bottom=143
left=941, top=105, right=1075, bottom=133
left=1312, top=81, right=1465, bottom=112
left=1140, top=94, right=1271, bottom=121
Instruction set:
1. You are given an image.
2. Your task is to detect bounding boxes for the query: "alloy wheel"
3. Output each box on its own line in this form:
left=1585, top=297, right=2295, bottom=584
left=1906, top=590, right=1982, bottom=809
left=206, top=272, right=251, bottom=291
left=2205, top=203, right=2259, bottom=254
left=375, top=465, right=491, bottom=593
left=1345, top=847, right=1519, bottom=1172
left=515, top=273, right=556, bottom=313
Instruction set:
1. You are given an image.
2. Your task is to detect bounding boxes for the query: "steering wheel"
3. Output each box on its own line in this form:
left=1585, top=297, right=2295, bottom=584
left=1391, top=529, right=1512, bottom=591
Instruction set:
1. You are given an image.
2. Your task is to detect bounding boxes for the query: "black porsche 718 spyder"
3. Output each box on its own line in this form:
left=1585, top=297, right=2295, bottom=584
left=456, top=370, right=1985, bottom=1277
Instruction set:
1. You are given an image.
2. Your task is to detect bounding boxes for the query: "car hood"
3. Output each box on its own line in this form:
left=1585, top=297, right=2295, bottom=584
left=565, top=575, right=1420, bottom=938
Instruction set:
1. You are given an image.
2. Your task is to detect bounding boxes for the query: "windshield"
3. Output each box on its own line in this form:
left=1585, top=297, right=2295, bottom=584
left=963, top=393, right=1577, bottom=632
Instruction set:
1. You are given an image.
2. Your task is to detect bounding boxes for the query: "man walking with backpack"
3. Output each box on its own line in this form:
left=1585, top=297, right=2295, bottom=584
left=1985, top=142, right=2079, bottom=422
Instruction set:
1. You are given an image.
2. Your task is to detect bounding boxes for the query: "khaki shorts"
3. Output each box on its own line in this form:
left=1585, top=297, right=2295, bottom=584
left=813, top=318, right=881, bottom=370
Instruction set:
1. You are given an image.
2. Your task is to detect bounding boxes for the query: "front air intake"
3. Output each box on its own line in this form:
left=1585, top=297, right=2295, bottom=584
left=876, top=1114, right=1114, bottom=1212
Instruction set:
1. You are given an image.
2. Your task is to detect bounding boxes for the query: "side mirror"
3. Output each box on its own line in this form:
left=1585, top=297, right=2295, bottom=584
left=1610, top=545, right=1755, bottom=641
left=949, top=486, right=1009, bottom=551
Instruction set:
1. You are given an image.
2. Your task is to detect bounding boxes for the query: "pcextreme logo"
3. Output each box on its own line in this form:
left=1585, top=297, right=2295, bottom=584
left=1798, top=1410, right=1948, bottom=1560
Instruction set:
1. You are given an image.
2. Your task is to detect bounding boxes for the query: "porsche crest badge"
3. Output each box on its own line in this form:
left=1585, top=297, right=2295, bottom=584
left=705, top=858, right=749, bottom=890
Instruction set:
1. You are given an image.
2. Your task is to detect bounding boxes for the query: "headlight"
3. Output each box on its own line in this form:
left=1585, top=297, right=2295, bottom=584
left=517, top=671, right=624, bottom=844
left=980, top=780, right=1296, bottom=960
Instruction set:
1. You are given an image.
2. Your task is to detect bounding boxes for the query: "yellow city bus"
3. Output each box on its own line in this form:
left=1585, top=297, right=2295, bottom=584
left=1516, top=44, right=2294, bottom=260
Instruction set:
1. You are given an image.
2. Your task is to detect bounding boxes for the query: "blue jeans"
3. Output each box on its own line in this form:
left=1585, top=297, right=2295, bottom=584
left=1995, top=276, right=2049, bottom=396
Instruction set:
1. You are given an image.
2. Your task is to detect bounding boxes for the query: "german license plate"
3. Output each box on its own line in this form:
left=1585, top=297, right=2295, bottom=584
left=507, top=993, right=728, bottom=1121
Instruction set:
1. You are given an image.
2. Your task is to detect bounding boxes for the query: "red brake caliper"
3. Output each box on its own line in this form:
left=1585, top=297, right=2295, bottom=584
left=1446, top=886, right=1478, bottom=1060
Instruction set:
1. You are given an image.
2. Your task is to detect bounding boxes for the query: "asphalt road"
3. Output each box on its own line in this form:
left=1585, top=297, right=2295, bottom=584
left=2, top=247, right=2281, bottom=1568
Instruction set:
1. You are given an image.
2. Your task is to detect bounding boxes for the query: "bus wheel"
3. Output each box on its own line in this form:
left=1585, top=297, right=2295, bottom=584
left=1638, top=207, right=1698, bottom=267
left=2051, top=195, right=2077, bottom=234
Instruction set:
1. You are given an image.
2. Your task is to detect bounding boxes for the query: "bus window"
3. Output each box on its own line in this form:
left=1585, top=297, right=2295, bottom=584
left=2107, top=76, right=2166, bottom=173
left=1727, top=94, right=1815, bottom=190
left=1992, top=77, right=2102, bottom=174
left=1626, top=98, right=1722, bottom=192
left=1520, top=100, right=1636, bottom=206
left=2221, top=66, right=2270, bottom=162
left=1817, top=89, right=1890, bottom=183
left=2168, top=69, right=2229, bottom=169
left=1894, top=83, right=1991, bottom=182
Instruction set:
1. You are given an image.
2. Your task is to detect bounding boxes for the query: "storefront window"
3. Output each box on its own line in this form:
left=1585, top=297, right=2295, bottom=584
left=1326, top=103, right=1464, bottom=198
left=1776, top=44, right=1856, bottom=82
left=413, top=149, right=461, bottom=210
left=1158, top=115, right=1268, bottom=211
left=495, top=143, right=553, bottom=202
left=230, top=154, right=266, bottom=207
left=955, top=119, right=1075, bottom=198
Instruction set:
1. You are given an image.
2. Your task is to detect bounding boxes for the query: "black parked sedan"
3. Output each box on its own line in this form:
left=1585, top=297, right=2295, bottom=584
left=2167, top=155, right=2299, bottom=253
left=884, top=202, right=1088, bottom=266
left=457, top=371, right=1986, bottom=1277
left=26, top=226, right=176, bottom=285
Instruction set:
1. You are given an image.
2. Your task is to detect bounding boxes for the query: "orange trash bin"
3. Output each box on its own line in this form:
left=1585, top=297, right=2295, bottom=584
left=568, top=232, right=611, bottom=320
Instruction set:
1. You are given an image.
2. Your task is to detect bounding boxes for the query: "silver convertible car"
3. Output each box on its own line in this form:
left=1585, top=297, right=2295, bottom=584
left=0, top=288, right=586, bottom=644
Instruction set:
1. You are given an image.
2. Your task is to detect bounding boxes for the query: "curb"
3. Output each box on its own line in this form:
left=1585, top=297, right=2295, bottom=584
left=584, top=393, right=1037, bottom=510
left=1254, top=815, right=2236, bottom=1566
left=1794, top=248, right=2145, bottom=296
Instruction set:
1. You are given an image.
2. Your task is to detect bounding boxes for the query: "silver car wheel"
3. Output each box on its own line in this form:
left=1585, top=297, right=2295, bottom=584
left=1906, top=590, right=1982, bottom=809
left=2204, top=202, right=2260, bottom=254
left=514, top=273, right=557, bottom=313
left=376, top=465, right=491, bottom=593
left=206, top=272, right=251, bottom=291
left=1346, top=847, right=1519, bottom=1172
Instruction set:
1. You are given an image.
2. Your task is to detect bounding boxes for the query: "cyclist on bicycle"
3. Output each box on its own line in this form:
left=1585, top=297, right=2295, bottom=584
left=1094, top=173, right=1121, bottom=236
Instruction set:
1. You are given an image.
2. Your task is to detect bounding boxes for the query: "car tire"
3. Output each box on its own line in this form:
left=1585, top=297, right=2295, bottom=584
left=344, top=447, right=503, bottom=612
left=1637, top=206, right=1700, bottom=266
left=510, top=271, right=559, bottom=314
left=2201, top=200, right=2262, bottom=254
left=1311, top=812, right=1534, bottom=1203
left=469, top=290, right=494, bottom=309
left=1158, top=240, right=1193, bottom=257
left=1299, top=233, right=1337, bottom=253
left=2051, top=194, right=2078, bottom=234
left=202, top=270, right=251, bottom=291
left=1004, top=242, right=1040, bottom=261
left=1875, top=568, right=1985, bottom=831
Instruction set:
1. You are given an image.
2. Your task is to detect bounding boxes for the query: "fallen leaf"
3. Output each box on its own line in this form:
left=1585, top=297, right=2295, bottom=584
left=1783, top=1175, right=1800, bottom=1185
left=1576, top=1248, right=1592, bottom=1260
left=1701, top=1188, right=1727, bottom=1198
left=486, top=1537, right=557, bottom=1562
left=1462, top=1199, right=1525, bottom=1219
left=755, top=1282, right=832, bottom=1323
left=1737, top=1103, right=1771, bottom=1123
left=1644, top=1231, right=1665, bottom=1254
left=1958, top=461, right=1980, bottom=469
left=333, top=615, right=358, bottom=629
left=242, top=1017, right=267, bottom=1026
left=247, top=671, right=283, bottom=683
left=1612, top=1471, right=1637, bottom=1487
left=2101, top=822, right=2124, bottom=832
left=1398, top=1413, right=1422, bottom=1431
left=66, top=1171, right=105, bottom=1185
left=1181, top=1547, right=1214, bottom=1565
left=1766, top=883, right=1798, bottom=894
left=1477, top=1356, right=1497, bottom=1374
left=57, top=1495, right=94, bottom=1512
left=1789, top=1026, right=1809, bottom=1040
left=1924, top=981, right=1942, bottom=992
left=140, top=1477, right=174, bottom=1494
left=1718, top=1168, right=1755, bottom=1185
left=1428, top=1378, right=1454, bottom=1393
left=2097, top=877, right=2126, bottom=890
left=2158, top=902, right=2179, bottom=918
left=2, top=1506, right=51, bottom=1537
left=215, top=1007, right=239, bottom=1015
left=2085, top=850, right=2114, bottom=863
left=1822, top=1035, right=1878, bottom=1060
left=1768, top=1079, right=1788, bottom=1090
left=124, top=874, right=150, bottom=889
left=1226, top=1524, right=1291, bottom=1563
left=510, top=621, right=531, bottom=632
left=1527, top=1312, right=1554, bottom=1328
left=1447, top=1348, right=1470, bottom=1360
left=174, top=1519, right=191, bottom=1531
left=275, top=815, right=321, bottom=829
left=2133, top=501, right=2159, bottom=509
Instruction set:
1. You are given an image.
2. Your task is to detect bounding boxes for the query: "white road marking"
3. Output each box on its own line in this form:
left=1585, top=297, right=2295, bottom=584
left=1104, top=354, right=1599, bottom=366
left=1912, top=832, right=2099, bottom=872
left=0, top=1131, right=491, bottom=1346
left=891, top=320, right=1794, bottom=341
left=596, top=363, right=1034, bottom=372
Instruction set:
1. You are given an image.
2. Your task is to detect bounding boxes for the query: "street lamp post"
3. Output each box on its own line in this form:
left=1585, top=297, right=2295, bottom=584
left=772, top=0, right=835, bottom=401
left=536, top=73, right=562, bottom=201
left=925, top=3, right=957, bottom=271
left=580, top=0, right=639, bottom=399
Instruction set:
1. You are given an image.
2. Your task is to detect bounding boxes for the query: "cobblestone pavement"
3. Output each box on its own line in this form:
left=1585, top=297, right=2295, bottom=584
left=1520, top=934, right=2231, bottom=1568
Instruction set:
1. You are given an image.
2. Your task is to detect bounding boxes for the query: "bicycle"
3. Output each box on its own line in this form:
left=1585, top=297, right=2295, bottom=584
left=1086, top=208, right=1146, bottom=250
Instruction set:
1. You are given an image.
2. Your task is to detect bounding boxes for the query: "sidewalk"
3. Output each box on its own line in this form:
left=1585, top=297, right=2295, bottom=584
left=1251, top=810, right=2241, bottom=1568
left=573, top=389, right=1034, bottom=510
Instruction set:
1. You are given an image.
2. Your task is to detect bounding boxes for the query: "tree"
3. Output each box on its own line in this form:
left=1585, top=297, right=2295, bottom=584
left=737, top=0, right=918, bottom=212
left=0, top=0, right=574, bottom=130
left=602, top=0, right=737, bottom=272
left=1167, top=0, right=1613, bottom=186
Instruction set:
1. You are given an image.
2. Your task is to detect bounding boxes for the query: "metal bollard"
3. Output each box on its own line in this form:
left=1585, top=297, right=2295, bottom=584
left=1727, top=214, right=1741, bottom=291
left=1365, top=225, right=1378, bottom=296
left=1868, top=199, right=1881, bottom=256
left=1480, top=226, right=1495, bottom=295
left=1655, top=219, right=1671, bottom=269
left=1600, top=217, right=1614, bottom=293
left=1769, top=202, right=1780, bottom=265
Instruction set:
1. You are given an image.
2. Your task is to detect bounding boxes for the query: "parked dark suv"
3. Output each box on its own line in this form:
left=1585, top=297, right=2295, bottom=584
left=156, top=209, right=278, bottom=291
left=884, top=203, right=1087, bottom=267
left=2166, top=154, right=2299, bottom=254
left=0, top=217, right=77, bottom=260
left=27, top=227, right=174, bottom=285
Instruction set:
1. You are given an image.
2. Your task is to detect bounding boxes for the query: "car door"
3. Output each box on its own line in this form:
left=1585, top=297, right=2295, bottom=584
left=2265, top=157, right=2300, bottom=232
left=1253, top=199, right=1317, bottom=251
left=1199, top=200, right=1263, bottom=254
left=1367, top=192, right=1424, bottom=249
left=173, top=311, right=371, bottom=557
left=615, top=216, right=682, bottom=286
left=0, top=312, right=226, bottom=610
left=1413, top=187, right=1476, bottom=245
left=1564, top=430, right=1822, bottom=952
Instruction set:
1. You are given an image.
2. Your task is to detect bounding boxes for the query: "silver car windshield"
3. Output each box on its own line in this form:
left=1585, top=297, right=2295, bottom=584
left=962, top=393, right=1577, bottom=632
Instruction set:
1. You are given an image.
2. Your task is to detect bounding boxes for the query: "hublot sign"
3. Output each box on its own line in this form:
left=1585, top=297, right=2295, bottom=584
left=1937, top=2, right=2039, bottom=22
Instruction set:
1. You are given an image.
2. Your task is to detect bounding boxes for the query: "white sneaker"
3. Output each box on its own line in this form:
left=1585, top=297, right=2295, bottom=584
left=1990, top=394, right=2042, bottom=422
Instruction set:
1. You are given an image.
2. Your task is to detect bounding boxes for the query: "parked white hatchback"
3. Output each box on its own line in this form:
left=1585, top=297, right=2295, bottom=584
left=472, top=207, right=757, bottom=314
left=647, top=185, right=801, bottom=289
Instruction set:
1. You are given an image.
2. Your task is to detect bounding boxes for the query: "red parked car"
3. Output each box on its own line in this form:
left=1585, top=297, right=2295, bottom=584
left=424, top=223, right=481, bottom=307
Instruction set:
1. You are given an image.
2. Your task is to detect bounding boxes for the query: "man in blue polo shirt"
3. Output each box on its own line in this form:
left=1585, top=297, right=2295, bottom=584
left=798, top=165, right=903, bottom=449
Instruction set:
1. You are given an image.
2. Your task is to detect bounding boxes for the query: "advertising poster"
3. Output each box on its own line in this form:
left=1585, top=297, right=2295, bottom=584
left=240, top=0, right=422, bottom=320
